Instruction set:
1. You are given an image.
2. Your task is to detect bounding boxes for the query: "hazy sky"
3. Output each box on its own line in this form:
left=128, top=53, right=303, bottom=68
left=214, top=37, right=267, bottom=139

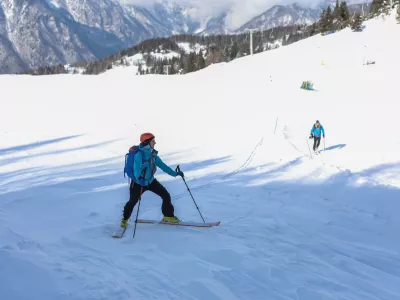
left=119, top=0, right=323, bottom=29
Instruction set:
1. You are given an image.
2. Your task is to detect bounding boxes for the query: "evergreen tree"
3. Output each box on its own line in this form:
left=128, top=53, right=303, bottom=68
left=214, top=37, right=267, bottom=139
left=333, top=0, right=342, bottom=29
left=319, top=8, right=330, bottom=33
left=185, top=52, right=196, bottom=73
left=255, top=40, right=264, bottom=53
left=326, top=5, right=334, bottom=31
left=197, top=52, right=206, bottom=70
left=320, top=9, right=327, bottom=32
left=340, top=1, right=350, bottom=26
left=145, top=54, right=152, bottom=67
left=370, top=0, right=391, bottom=16
left=397, top=5, right=400, bottom=23
left=230, top=42, right=238, bottom=60
left=351, top=13, right=363, bottom=31
left=310, top=22, right=318, bottom=36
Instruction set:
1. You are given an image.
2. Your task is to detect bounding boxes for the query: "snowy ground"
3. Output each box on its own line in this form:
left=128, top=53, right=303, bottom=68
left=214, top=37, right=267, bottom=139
left=1, top=12, right=400, bottom=300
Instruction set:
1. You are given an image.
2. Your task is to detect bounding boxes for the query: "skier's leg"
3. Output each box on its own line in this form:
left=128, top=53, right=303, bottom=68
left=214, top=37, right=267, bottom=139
left=316, top=137, right=321, bottom=150
left=149, top=179, right=174, bottom=217
left=313, top=137, right=317, bottom=151
left=123, top=181, right=146, bottom=220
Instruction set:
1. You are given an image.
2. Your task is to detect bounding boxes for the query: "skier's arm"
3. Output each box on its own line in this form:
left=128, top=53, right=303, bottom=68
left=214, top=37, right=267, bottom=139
left=321, top=126, right=325, bottom=136
left=155, top=156, right=178, bottom=177
left=310, top=126, right=314, bottom=135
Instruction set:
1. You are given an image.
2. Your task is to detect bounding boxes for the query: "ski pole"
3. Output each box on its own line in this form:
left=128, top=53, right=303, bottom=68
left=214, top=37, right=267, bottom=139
left=132, top=187, right=143, bottom=239
left=133, top=168, right=146, bottom=238
left=306, top=136, right=312, bottom=158
left=177, top=165, right=205, bottom=223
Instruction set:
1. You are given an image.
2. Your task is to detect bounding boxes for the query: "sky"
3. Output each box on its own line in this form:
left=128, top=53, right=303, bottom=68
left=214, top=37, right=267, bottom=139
left=119, top=0, right=324, bottom=29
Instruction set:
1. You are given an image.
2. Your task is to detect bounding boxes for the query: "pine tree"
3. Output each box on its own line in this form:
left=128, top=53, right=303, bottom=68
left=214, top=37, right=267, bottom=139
left=309, top=23, right=318, bottom=36
left=146, top=55, right=152, bottom=67
left=397, top=5, right=400, bottom=23
left=339, top=1, right=350, bottom=27
left=351, top=13, right=363, bottom=31
left=185, top=52, right=196, bottom=73
left=319, top=8, right=326, bottom=32
left=326, top=6, right=334, bottom=31
left=230, top=42, right=239, bottom=60
left=319, top=6, right=335, bottom=33
left=197, top=52, right=205, bottom=70
left=333, top=0, right=342, bottom=29
left=256, top=39, right=264, bottom=53
left=370, top=0, right=391, bottom=16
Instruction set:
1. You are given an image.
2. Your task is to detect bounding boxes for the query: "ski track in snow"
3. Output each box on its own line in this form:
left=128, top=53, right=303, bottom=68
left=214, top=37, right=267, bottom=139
left=1, top=11, right=400, bottom=300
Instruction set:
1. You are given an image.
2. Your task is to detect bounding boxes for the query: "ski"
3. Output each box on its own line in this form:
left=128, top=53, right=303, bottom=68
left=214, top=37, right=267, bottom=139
left=112, top=219, right=220, bottom=238
left=137, top=219, right=220, bottom=228
left=112, top=226, right=127, bottom=238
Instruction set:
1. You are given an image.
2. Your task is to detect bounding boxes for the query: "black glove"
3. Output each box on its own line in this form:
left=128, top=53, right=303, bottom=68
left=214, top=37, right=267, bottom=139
left=175, top=165, right=184, bottom=178
left=309, top=135, right=313, bottom=139
left=323, top=134, right=325, bottom=138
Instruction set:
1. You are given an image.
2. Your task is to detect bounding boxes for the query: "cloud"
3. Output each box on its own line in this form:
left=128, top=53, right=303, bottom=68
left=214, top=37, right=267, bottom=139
left=118, top=0, right=323, bottom=29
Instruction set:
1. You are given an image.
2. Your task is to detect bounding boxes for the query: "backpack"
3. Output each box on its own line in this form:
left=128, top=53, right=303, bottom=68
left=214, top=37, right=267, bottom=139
left=124, top=145, right=142, bottom=179
left=312, top=123, right=322, bottom=131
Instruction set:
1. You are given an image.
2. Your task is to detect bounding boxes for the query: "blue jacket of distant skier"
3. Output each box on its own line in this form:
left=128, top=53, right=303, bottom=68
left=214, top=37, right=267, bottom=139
left=133, top=144, right=178, bottom=186
left=310, top=124, right=325, bottom=137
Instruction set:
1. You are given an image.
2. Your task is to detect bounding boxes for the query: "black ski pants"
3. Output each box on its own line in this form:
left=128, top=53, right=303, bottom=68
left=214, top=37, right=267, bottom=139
left=313, top=136, right=321, bottom=151
left=123, top=179, right=174, bottom=220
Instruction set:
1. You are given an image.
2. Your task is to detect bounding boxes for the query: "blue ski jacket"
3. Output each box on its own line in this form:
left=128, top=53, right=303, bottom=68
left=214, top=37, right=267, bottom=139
left=310, top=124, right=325, bottom=137
left=133, top=144, right=178, bottom=186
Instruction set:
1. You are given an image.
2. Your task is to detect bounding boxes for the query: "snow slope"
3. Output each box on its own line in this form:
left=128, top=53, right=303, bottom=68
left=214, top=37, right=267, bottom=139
left=1, top=12, right=400, bottom=300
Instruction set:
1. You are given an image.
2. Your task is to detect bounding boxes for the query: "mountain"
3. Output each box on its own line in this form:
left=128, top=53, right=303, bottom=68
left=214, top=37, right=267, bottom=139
left=148, top=0, right=200, bottom=34
left=0, top=0, right=142, bottom=74
left=0, top=0, right=195, bottom=74
left=0, top=0, right=373, bottom=74
left=235, top=1, right=372, bottom=33
left=196, top=12, right=232, bottom=35
left=235, top=3, right=320, bottom=33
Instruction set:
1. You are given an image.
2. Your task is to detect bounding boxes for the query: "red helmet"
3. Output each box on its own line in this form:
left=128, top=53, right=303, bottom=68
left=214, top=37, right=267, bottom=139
left=140, top=132, right=155, bottom=143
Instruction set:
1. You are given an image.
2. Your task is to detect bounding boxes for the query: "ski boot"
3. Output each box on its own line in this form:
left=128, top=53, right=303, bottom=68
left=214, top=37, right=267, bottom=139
left=120, top=218, right=128, bottom=228
left=162, top=216, right=181, bottom=223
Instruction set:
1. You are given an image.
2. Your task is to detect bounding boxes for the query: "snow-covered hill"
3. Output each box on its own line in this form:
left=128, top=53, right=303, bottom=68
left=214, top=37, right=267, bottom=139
left=1, top=9, right=400, bottom=300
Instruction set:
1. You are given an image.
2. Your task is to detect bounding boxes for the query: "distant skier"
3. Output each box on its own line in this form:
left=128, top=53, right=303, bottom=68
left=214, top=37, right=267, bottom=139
left=120, top=133, right=184, bottom=228
left=309, top=120, right=325, bottom=152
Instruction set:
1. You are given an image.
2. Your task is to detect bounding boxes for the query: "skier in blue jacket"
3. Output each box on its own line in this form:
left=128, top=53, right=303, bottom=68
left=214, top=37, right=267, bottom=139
left=309, top=120, right=325, bottom=152
left=121, top=133, right=184, bottom=228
